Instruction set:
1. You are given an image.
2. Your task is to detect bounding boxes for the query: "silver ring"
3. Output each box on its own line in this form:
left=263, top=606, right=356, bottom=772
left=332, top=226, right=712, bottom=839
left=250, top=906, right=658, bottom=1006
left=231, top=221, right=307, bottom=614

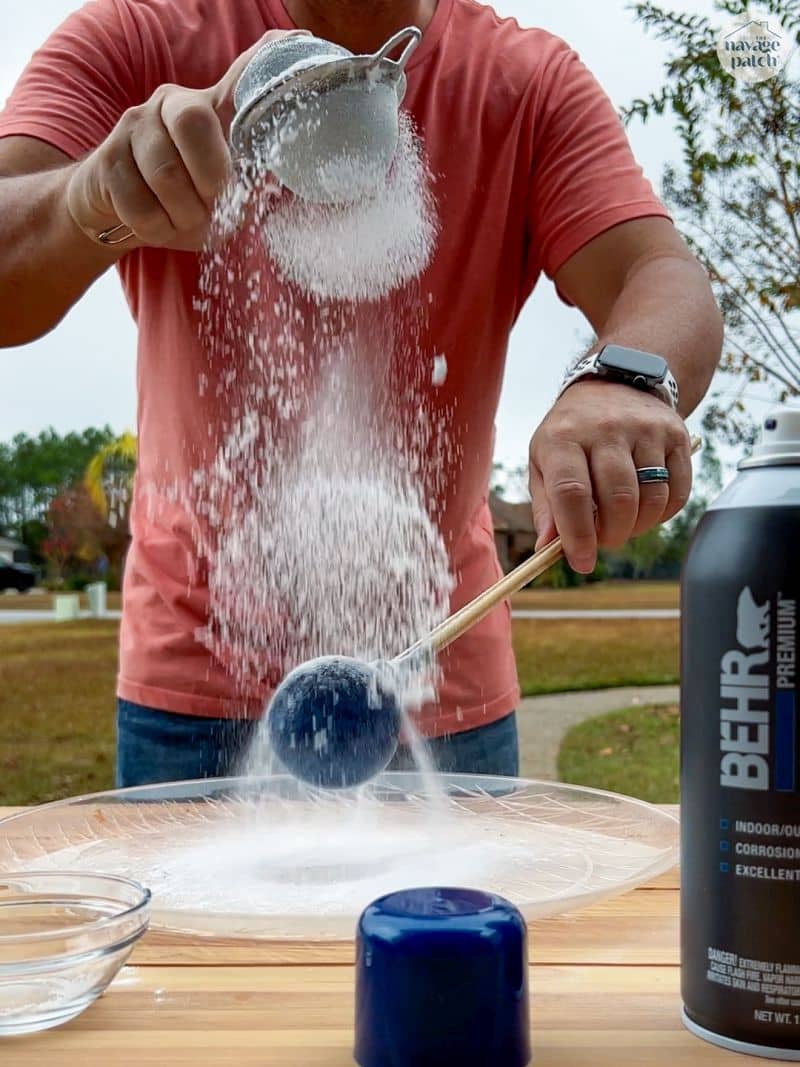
left=636, top=466, right=670, bottom=484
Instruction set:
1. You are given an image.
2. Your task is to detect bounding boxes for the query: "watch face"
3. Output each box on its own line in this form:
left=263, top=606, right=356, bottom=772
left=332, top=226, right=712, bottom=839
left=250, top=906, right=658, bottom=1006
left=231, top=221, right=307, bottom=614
left=597, top=345, right=668, bottom=382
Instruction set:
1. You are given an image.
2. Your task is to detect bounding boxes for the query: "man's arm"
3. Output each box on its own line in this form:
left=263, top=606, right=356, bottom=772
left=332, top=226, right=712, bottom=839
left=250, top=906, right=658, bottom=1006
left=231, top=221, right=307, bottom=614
left=529, top=216, right=723, bottom=573
left=0, top=28, right=302, bottom=347
left=0, top=140, right=123, bottom=346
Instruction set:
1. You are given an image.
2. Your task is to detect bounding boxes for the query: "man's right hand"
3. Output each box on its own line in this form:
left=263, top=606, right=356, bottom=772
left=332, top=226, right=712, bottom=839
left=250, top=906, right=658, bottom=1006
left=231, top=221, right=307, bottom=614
left=66, top=28, right=307, bottom=252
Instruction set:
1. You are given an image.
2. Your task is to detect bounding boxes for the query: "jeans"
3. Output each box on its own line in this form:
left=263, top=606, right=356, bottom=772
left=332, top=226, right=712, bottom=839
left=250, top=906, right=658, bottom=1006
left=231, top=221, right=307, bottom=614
left=116, top=700, right=519, bottom=788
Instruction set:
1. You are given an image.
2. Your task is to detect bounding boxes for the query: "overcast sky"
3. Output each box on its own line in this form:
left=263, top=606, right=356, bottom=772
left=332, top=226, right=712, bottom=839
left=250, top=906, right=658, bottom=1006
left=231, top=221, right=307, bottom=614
left=0, top=0, right=748, bottom=467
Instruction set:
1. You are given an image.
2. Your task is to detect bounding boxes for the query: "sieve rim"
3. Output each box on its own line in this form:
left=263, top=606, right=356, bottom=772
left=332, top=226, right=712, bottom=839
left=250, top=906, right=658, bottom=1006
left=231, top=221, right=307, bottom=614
left=230, top=54, right=407, bottom=157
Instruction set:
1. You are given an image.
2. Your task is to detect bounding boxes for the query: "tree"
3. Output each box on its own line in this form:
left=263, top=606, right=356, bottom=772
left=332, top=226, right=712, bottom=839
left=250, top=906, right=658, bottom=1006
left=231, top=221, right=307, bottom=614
left=84, top=432, right=137, bottom=529
left=83, top=432, right=137, bottom=586
left=625, top=1, right=800, bottom=443
left=490, top=460, right=530, bottom=501
left=19, top=519, right=48, bottom=564
left=615, top=526, right=668, bottom=578
left=42, top=480, right=132, bottom=588
left=0, top=427, right=116, bottom=540
left=42, top=485, right=106, bottom=584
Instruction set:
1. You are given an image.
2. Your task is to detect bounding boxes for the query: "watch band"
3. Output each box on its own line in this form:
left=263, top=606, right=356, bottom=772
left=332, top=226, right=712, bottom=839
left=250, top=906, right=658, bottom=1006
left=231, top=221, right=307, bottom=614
left=558, top=351, right=680, bottom=411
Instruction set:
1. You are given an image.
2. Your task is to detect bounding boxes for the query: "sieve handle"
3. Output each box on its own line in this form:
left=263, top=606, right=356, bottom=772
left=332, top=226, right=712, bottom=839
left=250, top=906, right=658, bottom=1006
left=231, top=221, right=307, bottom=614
left=374, top=26, right=422, bottom=71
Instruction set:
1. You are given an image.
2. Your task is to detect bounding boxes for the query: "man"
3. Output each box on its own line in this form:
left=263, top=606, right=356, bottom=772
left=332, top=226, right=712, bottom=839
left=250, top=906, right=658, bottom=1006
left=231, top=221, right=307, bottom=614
left=0, top=0, right=722, bottom=785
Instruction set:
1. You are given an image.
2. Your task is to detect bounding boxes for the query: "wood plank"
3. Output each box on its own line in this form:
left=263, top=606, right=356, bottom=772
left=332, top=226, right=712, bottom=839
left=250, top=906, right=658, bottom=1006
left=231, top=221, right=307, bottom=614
left=0, top=965, right=778, bottom=1067
left=642, top=866, right=679, bottom=890
left=532, top=887, right=679, bottom=966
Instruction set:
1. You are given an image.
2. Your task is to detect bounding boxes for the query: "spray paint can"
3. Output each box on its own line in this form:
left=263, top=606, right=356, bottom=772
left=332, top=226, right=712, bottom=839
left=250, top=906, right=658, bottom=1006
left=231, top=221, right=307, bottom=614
left=681, top=405, right=800, bottom=1058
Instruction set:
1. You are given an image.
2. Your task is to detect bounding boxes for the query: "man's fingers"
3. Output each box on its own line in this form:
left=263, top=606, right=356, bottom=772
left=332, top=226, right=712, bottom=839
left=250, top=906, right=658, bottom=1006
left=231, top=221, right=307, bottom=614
left=528, top=383, right=696, bottom=582
left=539, top=443, right=596, bottom=573
left=160, top=90, right=231, bottom=202
left=529, top=466, right=556, bottom=550
left=534, top=512, right=557, bottom=551
left=106, top=144, right=175, bottom=246
left=130, top=118, right=208, bottom=231
left=663, top=437, right=693, bottom=522
left=590, top=442, right=639, bottom=548
left=631, top=444, right=671, bottom=536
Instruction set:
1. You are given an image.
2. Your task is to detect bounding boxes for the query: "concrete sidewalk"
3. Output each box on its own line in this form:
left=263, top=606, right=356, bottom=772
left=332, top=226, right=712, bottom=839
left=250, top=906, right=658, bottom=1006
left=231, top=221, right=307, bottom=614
left=517, top=684, right=680, bottom=781
left=0, top=609, right=122, bottom=624
left=513, top=608, right=679, bottom=619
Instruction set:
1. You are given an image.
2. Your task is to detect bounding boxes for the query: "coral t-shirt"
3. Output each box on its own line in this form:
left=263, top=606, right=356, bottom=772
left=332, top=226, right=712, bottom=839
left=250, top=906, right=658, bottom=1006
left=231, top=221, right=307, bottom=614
left=0, top=0, right=669, bottom=736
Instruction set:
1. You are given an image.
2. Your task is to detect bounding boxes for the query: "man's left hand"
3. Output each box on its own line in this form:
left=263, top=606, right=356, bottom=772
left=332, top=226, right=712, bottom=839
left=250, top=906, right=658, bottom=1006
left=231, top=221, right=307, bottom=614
left=529, top=380, right=692, bottom=573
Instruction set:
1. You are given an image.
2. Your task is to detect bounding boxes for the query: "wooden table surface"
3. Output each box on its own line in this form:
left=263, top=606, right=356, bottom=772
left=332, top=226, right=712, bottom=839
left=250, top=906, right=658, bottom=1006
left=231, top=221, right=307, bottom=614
left=0, top=804, right=775, bottom=1065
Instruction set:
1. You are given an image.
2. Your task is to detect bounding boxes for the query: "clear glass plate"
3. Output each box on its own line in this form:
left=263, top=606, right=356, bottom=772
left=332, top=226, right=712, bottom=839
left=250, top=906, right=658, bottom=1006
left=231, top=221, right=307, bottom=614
left=0, top=774, right=677, bottom=941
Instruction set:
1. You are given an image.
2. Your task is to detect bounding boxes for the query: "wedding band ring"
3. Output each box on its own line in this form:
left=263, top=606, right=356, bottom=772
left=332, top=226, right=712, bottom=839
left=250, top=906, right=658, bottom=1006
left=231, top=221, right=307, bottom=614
left=636, top=466, right=670, bottom=484
left=97, top=223, right=135, bottom=245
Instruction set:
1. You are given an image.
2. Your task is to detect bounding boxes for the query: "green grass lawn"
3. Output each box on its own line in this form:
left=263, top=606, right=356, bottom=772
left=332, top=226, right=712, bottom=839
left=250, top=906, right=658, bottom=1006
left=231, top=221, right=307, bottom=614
left=0, top=622, right=118, bottom=804
left=512, top=617, right=678, bottom=696
left=512, top=580, right=679, bottom=610
left=0, top=613, right=679, bottom=805
left=557, top=704, right=680, bottom=803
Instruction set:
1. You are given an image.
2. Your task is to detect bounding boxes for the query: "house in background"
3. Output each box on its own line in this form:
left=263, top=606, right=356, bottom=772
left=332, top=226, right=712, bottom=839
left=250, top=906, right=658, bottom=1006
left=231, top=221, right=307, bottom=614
left=489, top=492, right=535, bottom=573
left=0, top=536, right=29, bottom=564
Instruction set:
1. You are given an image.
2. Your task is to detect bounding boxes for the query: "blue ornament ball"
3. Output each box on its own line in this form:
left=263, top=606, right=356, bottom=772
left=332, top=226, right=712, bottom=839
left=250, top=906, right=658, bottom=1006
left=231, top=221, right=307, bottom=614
left=268, top=656, right=402, bottom=789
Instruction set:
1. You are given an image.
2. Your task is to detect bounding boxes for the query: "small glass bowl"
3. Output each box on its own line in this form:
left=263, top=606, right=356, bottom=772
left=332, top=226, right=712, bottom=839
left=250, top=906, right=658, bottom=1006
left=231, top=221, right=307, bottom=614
left=0, top=872, right=150, bottom=1036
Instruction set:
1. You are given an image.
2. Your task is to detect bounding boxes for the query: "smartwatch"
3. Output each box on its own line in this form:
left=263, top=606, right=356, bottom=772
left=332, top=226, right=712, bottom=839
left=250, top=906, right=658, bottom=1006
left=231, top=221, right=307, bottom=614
left=558, top=345, right=680, bottom=410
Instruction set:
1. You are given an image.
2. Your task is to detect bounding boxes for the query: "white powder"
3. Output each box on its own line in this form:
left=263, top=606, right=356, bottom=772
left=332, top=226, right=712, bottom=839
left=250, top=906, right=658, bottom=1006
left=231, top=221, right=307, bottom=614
left=187, top=105, right=455, bottom=787
left=432, top=354, right=448, bottom=386
left=196, top=392, right=453, bottom=690
left=262, top=114, right=438, bottom=301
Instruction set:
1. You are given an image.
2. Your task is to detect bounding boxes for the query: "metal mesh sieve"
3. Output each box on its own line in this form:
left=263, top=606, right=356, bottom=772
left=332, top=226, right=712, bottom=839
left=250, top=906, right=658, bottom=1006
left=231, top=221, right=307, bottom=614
left=233, top=36, right=354, bottom=116
left=230, top=27, right=422, bottom=204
